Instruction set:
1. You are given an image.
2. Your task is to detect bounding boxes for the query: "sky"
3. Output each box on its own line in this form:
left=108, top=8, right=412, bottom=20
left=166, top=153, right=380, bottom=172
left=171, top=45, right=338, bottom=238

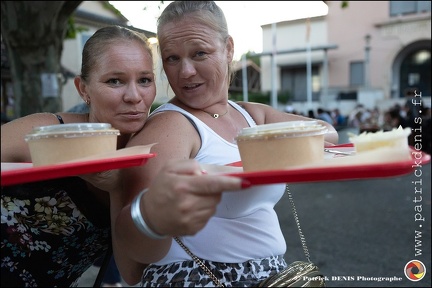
left=109, top=1, right=328, bottom=60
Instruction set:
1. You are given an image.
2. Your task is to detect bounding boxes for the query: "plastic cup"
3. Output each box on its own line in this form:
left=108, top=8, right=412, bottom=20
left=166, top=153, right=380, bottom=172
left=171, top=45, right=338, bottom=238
left=25, top=123, right=120, bottom=166
left=236, top=121, right=328, bottom=171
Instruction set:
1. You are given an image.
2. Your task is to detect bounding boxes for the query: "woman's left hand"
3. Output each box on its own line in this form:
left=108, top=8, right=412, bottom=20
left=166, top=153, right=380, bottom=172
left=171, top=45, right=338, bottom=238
left=79, top=169, right=122, bottom=193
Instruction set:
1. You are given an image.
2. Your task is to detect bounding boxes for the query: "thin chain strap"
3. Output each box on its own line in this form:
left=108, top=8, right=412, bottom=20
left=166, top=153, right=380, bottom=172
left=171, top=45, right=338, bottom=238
left=174, top=237, right=225, bottom=287
left=285, top=184, right=311, bottom=262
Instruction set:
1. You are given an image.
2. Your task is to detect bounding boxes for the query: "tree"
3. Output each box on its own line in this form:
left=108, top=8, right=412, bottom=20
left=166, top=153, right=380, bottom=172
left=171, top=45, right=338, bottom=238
left=1, top=1, right=82, bottom=117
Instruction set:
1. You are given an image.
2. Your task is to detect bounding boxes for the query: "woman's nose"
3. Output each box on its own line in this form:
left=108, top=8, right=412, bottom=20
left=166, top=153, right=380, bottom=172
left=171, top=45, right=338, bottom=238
left=124, top=83, right=142, bottom=103
left=180, top=59, right=196, bottom=78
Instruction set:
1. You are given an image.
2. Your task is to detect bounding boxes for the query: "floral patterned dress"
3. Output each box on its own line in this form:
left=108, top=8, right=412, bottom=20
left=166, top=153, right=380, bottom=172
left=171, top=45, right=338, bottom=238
left=1, top=177, right=111, bottom=287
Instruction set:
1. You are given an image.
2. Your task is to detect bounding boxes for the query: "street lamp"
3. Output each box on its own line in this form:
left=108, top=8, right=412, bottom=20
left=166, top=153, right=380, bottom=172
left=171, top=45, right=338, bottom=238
left=364, top=34, right=371, bottom=88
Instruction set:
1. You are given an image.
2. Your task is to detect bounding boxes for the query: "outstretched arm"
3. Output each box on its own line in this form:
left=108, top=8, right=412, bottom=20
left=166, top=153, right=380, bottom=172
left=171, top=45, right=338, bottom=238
left=110, top=113, right=245, bottom=285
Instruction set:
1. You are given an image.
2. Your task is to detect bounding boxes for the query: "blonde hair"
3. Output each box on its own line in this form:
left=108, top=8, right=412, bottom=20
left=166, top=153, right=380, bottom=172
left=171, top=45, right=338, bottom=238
left=157, top=1, right=235, bottom=83
left=80, top=25, right=153, bottom=82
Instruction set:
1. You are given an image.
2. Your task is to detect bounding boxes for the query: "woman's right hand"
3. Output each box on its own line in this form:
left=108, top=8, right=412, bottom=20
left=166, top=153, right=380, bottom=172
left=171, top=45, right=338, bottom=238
left=113, top=159, right=246, bottom=276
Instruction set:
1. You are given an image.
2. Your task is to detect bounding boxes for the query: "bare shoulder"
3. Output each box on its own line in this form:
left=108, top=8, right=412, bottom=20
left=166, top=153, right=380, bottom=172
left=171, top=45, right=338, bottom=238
left=123, top=110, right=202, bottom=194
left=237, top=101, right=314, bottom=124
left=1, top=113, right=58, bottom=162
left=237, top=101, right=266, bottom=111
left=2, top=113, right=62, bottom=133
left=128, top=110, right=201, bottom=150
left=236, top=101, right=270, bottom=124
left=1, top=112, right=88, bottom=163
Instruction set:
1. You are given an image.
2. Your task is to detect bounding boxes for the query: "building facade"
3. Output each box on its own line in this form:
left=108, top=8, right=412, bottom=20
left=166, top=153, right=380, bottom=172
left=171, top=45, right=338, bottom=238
left=259, top=1, right=431, bottom=115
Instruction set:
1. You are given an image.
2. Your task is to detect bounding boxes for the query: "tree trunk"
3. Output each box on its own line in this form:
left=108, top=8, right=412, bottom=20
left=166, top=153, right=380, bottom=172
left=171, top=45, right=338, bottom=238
left=1, top=1, right=81, bottom=117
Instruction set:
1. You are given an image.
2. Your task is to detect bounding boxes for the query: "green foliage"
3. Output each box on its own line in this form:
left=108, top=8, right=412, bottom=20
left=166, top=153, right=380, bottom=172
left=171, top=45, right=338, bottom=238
left=151, top=102, right=164, bottom=112
left=65, top=17, right=88, bottom=39
left=157, top=1, right=165, bottom=10
left=341, top=1, right=349, bottom=8
left=276, top=91, right=292, bottom=103
left=102, top=1, right=123, bottom=17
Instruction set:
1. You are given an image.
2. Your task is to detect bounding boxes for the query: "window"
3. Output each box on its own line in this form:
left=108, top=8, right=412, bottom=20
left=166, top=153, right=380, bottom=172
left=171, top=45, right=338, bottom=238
left=349, top=61, right=364, bottom=87
left=390, top=1, right=431, bottom=17
left=280, top=66, right=320, bottom=102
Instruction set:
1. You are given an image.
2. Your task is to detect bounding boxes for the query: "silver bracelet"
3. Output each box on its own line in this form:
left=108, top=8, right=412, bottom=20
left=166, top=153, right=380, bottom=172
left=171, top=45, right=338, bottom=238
left=131, top=188, right=167, bottom=240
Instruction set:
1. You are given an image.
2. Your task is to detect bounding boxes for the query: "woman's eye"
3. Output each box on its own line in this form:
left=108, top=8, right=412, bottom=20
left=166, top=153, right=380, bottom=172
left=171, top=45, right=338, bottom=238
left=165, top=55, right=178, bottom=63
left=106, top=78, right=121, bottom=85
left=139, top=78, right=153, bottom=85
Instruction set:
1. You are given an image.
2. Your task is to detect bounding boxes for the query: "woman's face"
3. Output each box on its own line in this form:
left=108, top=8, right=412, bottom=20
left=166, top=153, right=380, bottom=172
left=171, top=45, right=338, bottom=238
left=80, top=41, right=156, bottom=134
left=158, top=16, right=233, bottom=110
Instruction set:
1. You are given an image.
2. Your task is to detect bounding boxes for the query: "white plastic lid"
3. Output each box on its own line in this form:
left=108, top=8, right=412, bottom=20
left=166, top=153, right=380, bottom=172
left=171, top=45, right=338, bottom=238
left=25, top=123, right=120, bottom=141
left=236, top=121, right=328, bottom=141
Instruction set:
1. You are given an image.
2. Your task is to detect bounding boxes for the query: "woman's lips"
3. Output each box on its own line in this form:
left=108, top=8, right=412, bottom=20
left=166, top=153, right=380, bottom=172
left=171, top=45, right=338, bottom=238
left=121, top=112, right=145, bottom=119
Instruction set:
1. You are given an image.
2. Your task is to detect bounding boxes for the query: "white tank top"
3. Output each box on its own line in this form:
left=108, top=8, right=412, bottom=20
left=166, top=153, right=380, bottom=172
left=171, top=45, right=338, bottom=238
left=149, top=100, right=286, bottom=264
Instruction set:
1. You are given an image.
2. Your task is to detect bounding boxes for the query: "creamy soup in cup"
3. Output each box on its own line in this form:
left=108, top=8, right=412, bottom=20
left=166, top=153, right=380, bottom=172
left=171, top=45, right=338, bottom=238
left=25, top=123, right=120, bottom=166
left=236, top=121, right=328, bottom=171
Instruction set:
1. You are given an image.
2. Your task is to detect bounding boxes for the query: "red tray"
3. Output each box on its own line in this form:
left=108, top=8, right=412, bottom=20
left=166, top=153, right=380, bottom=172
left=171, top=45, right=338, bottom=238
left=224, top=145, right=430, bottom=185
left=1, top=153, right=156, bottom=186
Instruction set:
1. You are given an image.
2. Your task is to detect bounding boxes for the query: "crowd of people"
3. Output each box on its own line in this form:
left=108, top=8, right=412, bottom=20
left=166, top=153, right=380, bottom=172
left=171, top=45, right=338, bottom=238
left=316, top=102, right=431, bottom=153
left=304, top=108, right=347, bottom=129
left=298, top=101, right=430, bottom=154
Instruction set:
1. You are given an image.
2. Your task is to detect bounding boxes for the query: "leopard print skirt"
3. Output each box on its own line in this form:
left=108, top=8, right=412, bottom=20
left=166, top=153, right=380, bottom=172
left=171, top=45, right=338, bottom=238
left=141, top=255, right=287, bottom=287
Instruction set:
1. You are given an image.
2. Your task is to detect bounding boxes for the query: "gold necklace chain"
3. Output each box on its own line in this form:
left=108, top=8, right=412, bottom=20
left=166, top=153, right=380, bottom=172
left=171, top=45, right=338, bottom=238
left=202, top=109, right=228, bottom=119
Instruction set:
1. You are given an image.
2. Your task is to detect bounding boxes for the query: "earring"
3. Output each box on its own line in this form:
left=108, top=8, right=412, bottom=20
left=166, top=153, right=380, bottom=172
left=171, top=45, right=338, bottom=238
left=85, top=99, right=90, bottom=105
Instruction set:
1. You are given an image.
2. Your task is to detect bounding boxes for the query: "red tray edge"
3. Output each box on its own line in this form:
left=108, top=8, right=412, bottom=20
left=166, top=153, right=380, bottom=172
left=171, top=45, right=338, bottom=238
left=1, top=153, right=156, bottom=186
left=225, top=149, right=430, bottom=185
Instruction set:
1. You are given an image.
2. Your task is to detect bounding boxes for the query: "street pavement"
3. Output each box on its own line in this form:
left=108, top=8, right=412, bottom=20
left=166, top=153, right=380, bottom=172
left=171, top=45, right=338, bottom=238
left=78, top=128, right=431, bottom=287
left=274, top=159, right=431, bottom=287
